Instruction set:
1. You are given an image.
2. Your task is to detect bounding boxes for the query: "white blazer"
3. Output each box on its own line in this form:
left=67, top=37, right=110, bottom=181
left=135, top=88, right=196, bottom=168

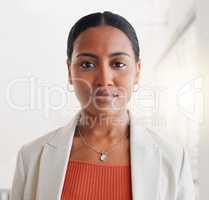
left=10, top=109, right=195, bottom=200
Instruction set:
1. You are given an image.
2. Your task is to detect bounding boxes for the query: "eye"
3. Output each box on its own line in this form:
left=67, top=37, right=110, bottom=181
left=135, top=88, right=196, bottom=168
left=112, top=62, right=127, bottom=69
left=80, top=61, right=95, bottom=69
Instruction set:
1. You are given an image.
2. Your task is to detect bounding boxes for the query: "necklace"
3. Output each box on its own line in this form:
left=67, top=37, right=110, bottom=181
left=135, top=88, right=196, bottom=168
left=77, top=122, right=129, bottom=162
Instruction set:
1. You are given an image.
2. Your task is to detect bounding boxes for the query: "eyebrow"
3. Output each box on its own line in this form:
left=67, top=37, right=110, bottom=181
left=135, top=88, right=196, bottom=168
left=76, top=52, right=130, bottom=59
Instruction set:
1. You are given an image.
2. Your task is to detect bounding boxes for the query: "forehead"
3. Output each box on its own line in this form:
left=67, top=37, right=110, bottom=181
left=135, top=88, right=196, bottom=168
left=72, top=25, right=134, bottom=57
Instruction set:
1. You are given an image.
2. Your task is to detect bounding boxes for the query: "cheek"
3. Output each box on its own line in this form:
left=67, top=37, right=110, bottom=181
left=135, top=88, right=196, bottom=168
left=116, top=81, right=133, bottom=102
left=116, top=74, right=135, bottom=104
left=73, top=80, right=92, bottom=104
left=117, top=72, right=134, bottom=93
left=71, top=67, right=93, bottom=97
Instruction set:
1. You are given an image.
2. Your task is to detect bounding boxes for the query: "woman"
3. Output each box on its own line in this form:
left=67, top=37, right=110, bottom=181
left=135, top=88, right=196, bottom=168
left=10, top=11, right=195, bottom=200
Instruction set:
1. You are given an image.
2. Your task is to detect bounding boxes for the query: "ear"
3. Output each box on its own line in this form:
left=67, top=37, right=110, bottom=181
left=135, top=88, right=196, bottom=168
left=66, top=59, right=73, bottom=84
left=134, top=60, right=141, bottom=84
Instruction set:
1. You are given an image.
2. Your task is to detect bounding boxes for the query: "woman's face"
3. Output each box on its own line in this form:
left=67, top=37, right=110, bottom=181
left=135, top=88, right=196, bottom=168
left=67, top=25, right=140, bottom=115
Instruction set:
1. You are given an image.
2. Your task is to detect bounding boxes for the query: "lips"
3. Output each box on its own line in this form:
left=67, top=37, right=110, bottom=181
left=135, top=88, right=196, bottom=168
left=94, top=88, right=119, bottom=97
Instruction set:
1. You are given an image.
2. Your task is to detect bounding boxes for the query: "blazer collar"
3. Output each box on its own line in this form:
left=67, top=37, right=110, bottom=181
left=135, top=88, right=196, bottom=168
left=36, top=109, right=161, bottom=200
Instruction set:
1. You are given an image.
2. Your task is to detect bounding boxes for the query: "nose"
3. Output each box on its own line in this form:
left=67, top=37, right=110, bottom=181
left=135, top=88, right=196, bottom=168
left=95, top=63, right=114, bottom=87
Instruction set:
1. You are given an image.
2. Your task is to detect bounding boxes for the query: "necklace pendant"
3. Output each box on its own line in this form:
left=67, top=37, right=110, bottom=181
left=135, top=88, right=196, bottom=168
left=100, top=152, right=108, bottom=162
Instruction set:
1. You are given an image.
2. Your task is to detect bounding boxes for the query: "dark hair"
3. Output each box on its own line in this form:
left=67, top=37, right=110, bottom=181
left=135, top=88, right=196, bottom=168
left=67, top=11, right=140, bottom=62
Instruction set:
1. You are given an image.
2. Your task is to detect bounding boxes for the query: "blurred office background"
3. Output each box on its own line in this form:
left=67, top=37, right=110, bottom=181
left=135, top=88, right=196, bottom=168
left=1, top=0, right=208, bottom=199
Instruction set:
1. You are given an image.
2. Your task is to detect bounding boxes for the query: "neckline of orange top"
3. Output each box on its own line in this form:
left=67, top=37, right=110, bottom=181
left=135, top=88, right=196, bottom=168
left=69, top=159, right=131, bottom=167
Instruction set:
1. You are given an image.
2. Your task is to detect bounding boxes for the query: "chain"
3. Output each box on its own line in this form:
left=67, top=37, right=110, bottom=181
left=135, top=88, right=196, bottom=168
left=77, top=122, right=128, bottom=155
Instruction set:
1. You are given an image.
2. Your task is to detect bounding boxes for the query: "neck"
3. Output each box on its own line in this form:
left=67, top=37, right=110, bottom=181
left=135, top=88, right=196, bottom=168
left=77, top=109, right=130, bottom=139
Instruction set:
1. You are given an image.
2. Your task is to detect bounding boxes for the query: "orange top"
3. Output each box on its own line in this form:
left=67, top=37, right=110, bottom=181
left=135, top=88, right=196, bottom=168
left=61, top=159, right=132, bottom=200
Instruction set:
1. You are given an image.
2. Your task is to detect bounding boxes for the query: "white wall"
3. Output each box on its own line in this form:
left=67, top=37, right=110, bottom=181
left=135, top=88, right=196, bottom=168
left=153, top=20, right=199, bottom=198
left=196, top=0, right=209, bottom=199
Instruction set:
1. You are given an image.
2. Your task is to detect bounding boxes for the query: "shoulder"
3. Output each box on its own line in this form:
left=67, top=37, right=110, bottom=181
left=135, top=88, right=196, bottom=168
left=19, top=111, right=80, bottom=155
left=146, top=127, right=185, bottom=169
left=145, top=128, right=195, bottom=198
left=21, top=127, right=61, bottom=153
left=17, top=126, right=62, bottom=167
left=17, top=111, right=80, bottom=165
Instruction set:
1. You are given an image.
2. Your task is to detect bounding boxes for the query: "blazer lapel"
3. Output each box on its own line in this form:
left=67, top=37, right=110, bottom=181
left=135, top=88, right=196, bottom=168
left=35, top=111, right=81, bottom=200
left=129, top=110, right=161, bottom=200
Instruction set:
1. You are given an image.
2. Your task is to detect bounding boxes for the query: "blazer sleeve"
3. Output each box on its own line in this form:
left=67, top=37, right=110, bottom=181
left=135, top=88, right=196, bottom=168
left=177, top=147, right=196, bottom=200
left=9, top=146, right=26, bottom=200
